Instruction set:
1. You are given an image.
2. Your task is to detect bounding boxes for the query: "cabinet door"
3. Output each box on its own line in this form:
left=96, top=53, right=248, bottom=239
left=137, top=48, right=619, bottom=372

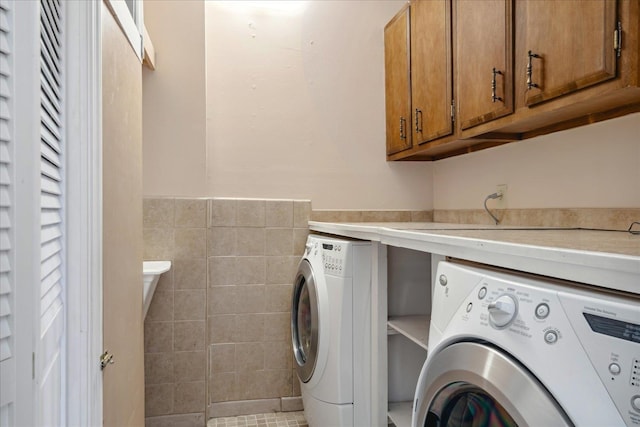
left=385, top=5, right=412, bottom=155
left=411, top=0, right=453, bottom=144
left=457, top=0, right=513, bottom=130
left=524, top=0, right=617, bottom=106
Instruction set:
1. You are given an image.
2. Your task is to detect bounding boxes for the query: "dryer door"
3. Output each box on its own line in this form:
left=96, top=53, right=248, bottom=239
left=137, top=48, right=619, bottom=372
left=291, top=260, right=319, bottom=383
left=414, top=342, right=573, bottom=427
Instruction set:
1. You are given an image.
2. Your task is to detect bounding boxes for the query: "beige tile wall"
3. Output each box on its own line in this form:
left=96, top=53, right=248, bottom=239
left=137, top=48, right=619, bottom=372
left=310, top=210, right=433, bottom=223
left=207, top=199, right=310, bottom=414
left=433, top=208, right=640, bottom=230
left=143, top=198, right=209, bottom=425
left=143, top=198, right=310, bottom=425
left=309, top=208, right=637, bottom=230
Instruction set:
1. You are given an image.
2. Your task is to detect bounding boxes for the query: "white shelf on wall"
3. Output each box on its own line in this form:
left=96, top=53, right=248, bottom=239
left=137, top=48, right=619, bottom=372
left=388, top=401, right=413, bottom=427
left=387, top=315, right=430, bottom=350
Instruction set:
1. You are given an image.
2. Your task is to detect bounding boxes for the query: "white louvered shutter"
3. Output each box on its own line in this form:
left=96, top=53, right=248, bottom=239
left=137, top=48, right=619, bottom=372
left=0, top=0, right=15, bottom=425
left=37, top=0, right=65, bottom=425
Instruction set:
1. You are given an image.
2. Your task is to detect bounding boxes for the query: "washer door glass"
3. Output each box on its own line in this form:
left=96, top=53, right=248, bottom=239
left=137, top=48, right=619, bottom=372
left=425, top=383, right=516, bottom=427
left=296, top=284, right=312, bottom=361
left=415, top=342, right=573, bottom=427
left=291, top=260, right=318, bottom=383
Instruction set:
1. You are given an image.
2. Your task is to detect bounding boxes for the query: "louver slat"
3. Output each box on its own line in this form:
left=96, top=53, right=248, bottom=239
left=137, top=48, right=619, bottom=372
left=0, top=0, right=12, bottom=394
left=37, top=1, right=65, bottom=423
left=0, top=0, right=11, bottom=371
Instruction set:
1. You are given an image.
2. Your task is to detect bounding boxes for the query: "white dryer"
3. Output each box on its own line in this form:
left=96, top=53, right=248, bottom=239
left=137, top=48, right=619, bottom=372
left=413, top=261, right=640, bottom=427
left=291, top=235, right=372, bottom=427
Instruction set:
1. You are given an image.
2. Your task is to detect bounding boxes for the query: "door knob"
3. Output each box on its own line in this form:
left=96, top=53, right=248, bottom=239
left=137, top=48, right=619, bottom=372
left=100, top=351, right=115, bottom=370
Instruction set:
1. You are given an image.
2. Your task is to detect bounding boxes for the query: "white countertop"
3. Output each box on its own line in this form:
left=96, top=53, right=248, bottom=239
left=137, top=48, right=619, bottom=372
left=308, top=221, right=640, bottom=295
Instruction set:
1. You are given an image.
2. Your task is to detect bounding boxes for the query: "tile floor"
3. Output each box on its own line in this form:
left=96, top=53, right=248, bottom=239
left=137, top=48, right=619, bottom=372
left=207, top=411, right=307, bottom=427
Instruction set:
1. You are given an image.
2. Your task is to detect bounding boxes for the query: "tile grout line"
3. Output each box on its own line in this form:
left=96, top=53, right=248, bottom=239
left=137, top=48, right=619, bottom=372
left=207, top=411, right=307, bottom=427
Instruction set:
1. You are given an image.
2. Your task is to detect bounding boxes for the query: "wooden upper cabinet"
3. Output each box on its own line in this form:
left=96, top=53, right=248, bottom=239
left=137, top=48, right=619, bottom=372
left=456, top=0, right=513, bottom=130
left=385, top=5, right=412, bottom=155
left=411, top=0, right=453, bottom=144
left=383, top=0, right=639, bottom=161
left=524, top=0, right=618, bottom=106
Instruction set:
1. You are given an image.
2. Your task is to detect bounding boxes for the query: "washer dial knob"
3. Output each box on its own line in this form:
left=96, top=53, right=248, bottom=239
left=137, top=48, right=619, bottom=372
left=488, top=294, right=518, bottom=328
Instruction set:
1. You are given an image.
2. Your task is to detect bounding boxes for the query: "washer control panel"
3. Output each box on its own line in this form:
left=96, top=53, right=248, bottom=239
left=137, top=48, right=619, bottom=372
left=321, top=241, right=347, bottom=276
left=434, top=261, right=640, bottom=426
left=559, top=291, right=640, bottom=426
left=449, top=273, right=558, bottom=344
left=306, top=236, right=353, bottom=277
left=487, top=294, right=518, bottom=328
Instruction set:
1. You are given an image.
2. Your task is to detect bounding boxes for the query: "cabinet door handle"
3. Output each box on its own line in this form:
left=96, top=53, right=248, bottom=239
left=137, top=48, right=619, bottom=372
left=614, top=21, right=622, bottom=57
left=400, top=117, right=407, bottom=140
left=491, top=68, right=503, bottom=103
left=415, top=108, right=423, bottom=133
left=526, top=50, right=541, bottom=90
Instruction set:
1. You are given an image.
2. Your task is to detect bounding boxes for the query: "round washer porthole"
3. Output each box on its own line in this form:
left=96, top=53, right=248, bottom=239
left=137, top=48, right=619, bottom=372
left=415, top=342, right=573, bottom=427
left=291, top=260, right=319, bottom=383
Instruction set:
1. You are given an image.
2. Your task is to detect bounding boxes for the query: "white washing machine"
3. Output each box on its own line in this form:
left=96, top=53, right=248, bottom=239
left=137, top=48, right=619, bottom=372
left=291, top=235, right=372, bottom=427
left=413, top=260, right=640, bottom=427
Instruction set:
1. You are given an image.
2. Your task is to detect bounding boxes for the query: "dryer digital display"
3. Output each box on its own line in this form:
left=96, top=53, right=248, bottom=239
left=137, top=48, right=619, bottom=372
left=583, top=313, right=640, bottom=343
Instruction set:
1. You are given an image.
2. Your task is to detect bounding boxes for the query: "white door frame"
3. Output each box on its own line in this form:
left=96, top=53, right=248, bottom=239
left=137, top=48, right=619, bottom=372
left=9, top=2, right=103, bottom=425
left=65, top=1, right=103, bottom=425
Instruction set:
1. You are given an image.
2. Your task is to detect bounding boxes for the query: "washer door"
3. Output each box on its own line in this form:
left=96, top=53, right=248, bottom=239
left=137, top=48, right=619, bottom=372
left=414, top=342, right=573, bottom=427
left=291, top=260, right=319, bottom=383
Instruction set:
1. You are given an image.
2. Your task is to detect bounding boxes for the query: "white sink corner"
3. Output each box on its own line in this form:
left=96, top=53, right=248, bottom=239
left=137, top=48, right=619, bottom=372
left=143, top=260, right=171, bottom=319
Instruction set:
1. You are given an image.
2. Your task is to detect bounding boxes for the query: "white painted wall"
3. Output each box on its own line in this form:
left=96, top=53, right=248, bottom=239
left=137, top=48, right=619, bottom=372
left=204, top=0, right=433, bottom=209
left=143, top=0, right=207, bottom=197
left=143, top=1, right=638, bottom=212
left=433, top=113, right=640, bottom=209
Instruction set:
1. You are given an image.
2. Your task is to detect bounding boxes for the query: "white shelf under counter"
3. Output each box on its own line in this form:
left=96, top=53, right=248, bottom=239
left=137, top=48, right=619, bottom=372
left=387, top=315, right=430, bottom=350
left=388, top=401, right=413, bottom=427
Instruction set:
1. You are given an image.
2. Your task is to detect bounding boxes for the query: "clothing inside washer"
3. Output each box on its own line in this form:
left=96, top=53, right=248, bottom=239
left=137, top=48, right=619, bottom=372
left=425, top=382, right=516, bottom=427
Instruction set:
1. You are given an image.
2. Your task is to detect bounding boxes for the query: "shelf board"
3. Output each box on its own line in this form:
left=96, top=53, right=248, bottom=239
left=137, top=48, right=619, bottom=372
left=387, top=315, right=430, bottom=350
left=388, top=401, right=413, bottom=427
